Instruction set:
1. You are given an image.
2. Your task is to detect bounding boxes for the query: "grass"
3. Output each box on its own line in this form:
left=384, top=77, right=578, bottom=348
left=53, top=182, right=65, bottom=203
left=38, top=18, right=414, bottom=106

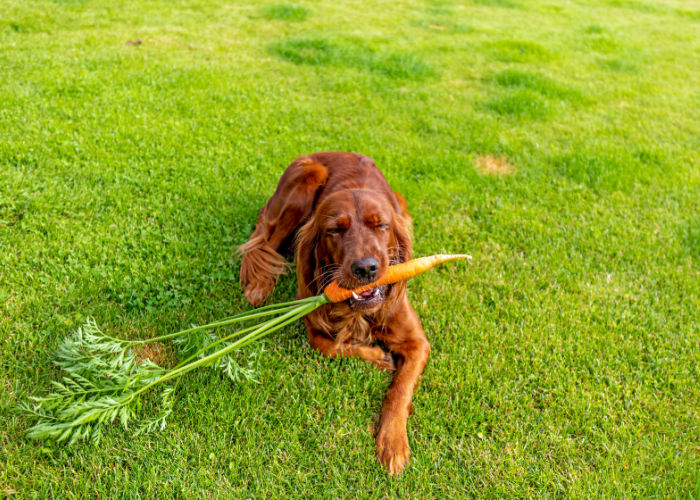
left=270, top=38, right=437, bottom=79
left=262, top=4, right=310, bottom=22
left=1, top=0, right=699, bottom=497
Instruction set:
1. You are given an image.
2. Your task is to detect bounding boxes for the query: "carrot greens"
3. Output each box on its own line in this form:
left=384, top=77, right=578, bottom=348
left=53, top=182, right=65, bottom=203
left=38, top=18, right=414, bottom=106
left=24, top=256, right=469, bottom=444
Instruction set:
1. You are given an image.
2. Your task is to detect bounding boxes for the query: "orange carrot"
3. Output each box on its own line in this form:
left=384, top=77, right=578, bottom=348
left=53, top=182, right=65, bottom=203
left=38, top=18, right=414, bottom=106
left=323, top=254, right=472, bottom=303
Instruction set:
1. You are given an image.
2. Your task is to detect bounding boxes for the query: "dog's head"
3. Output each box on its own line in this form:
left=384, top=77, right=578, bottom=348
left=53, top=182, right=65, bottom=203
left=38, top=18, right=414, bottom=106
left=296, top=189, right=411, bottom=313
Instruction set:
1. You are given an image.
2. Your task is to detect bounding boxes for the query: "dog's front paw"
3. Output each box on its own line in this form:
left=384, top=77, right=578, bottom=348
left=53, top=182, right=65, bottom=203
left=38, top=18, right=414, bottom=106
left=368, top=347, right=396, bottom=372
left=376, top=420, right=410, bottom=475
left=374, top=355, right=396, bottom=372
left=243, top=278, right=275, bottom=307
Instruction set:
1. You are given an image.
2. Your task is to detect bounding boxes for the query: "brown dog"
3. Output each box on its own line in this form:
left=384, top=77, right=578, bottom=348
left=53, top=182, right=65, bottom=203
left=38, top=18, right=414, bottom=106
left=239, top=152, right=429, bottom=475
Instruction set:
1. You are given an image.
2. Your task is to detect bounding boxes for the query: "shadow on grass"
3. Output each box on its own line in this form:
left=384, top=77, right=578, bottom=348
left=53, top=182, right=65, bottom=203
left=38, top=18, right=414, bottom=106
left=485, top=89, right=551, bottom=120
left=607, top=0, right=665, bottom=14
left=597, top=57, right=640, bottom=73
left=484, top=69, right=587, bottom=120
left=579, top=24, right=645, bottom=72
left=489, top=69, right=582, bottom=100
left=269, top=37, right=437, bottom=81
left=473, top=0, right=519, bottom=8
left=261, top=3, right=310, bottom=22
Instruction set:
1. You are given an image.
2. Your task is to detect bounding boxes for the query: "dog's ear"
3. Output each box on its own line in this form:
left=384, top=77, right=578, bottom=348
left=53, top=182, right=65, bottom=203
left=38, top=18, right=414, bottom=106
left=384, top=211, right=412, bottom=305
left=295, top=216, right=321, bottom=297
left=391, top=212, right=412, bottom=264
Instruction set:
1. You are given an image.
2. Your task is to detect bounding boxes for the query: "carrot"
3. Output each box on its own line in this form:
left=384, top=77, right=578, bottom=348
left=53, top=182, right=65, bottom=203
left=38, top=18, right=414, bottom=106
left=27, top=253, right=471, bottom=445
left=323, top=254, right=472, bottom=303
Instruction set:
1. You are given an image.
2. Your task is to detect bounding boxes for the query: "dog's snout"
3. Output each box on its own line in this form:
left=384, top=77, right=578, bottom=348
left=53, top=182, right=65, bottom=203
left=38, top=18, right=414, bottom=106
left=351, top=257, right=379, bottom=282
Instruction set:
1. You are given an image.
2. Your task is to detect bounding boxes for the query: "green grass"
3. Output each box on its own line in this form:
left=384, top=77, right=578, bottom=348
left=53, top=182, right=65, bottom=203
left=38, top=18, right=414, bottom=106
left=270, top=38, right=437, bottom=79
left=262, top=3, right=310, bottom=22
left=1, top=0, right=699, bottom=497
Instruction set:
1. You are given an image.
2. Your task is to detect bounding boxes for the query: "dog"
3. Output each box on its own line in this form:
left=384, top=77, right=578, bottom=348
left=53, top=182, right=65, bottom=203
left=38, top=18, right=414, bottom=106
left=238, top=151, right=430, bottom=475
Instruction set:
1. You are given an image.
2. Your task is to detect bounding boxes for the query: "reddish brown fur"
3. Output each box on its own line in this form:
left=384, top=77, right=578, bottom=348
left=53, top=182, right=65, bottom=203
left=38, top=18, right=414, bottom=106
left=239, top=152, right=429, bottom=475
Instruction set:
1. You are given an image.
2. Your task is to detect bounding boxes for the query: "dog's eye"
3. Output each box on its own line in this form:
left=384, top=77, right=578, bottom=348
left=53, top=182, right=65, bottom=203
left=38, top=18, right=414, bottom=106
left=376, top=223, right=389, bottom=230
left=327, top=227, right=346, bottom=234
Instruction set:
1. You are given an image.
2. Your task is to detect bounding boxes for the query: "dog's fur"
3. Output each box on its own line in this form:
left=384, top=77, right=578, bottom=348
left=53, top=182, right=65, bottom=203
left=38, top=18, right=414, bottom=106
left=239, top=152, right=429, bottom=475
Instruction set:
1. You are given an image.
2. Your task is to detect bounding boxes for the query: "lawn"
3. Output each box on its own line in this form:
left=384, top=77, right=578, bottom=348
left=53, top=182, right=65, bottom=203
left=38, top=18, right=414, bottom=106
left=1, top=0, right=699, bottom=496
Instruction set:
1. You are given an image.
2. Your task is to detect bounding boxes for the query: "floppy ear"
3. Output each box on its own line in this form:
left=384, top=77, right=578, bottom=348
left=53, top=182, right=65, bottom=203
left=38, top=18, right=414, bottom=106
left=295, top=216, right=321, bottom=298
left=391, top=212, right=412, bottom=264
left=385, top=212, right=412, bottom=305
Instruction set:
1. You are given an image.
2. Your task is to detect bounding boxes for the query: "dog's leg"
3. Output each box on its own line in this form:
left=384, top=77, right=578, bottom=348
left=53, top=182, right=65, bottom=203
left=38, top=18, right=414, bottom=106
left=306, top=328, right=396, bottom=372
left=374, top=302, right=430, bottom=475
left=238, top=221, right=290, bottom=307
left=238, top=158, right=328, bottom=306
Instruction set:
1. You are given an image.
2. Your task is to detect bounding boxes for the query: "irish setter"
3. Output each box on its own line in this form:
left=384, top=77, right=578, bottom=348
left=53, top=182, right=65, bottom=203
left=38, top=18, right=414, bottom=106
left=238, top=151, right=429, bottom=475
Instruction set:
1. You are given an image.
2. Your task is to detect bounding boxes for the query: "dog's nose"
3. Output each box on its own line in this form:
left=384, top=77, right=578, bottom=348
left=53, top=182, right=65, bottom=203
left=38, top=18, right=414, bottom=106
left=351, top=257, right=379, bottom=282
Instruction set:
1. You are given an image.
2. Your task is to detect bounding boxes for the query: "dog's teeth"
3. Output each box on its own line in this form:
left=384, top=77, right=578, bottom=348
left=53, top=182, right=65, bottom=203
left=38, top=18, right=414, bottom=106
left=352, top=292, right=360, bottom=300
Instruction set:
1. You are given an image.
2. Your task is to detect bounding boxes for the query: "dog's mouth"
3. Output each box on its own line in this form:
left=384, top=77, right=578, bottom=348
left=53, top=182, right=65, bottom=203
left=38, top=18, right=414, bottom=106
left=347, top=285, right=387, bottom=310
